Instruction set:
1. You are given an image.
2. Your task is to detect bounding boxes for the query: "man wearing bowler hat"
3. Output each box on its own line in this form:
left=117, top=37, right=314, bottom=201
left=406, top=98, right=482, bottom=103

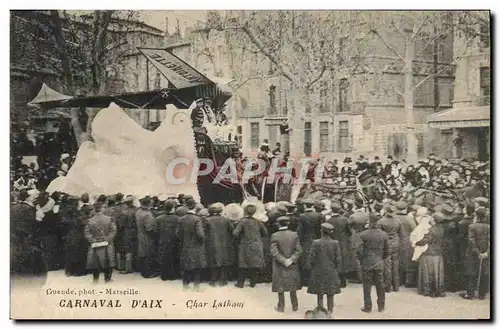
left=270, top=216, right=302, bottom=313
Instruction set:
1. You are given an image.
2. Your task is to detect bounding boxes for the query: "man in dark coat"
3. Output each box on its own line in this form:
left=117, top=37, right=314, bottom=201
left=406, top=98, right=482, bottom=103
left=104, top=195, right=123, bottom=270
left=357, top=213, right=390, bottom=313
left=117, top=196, right=137, bottom=274
left=270, top=216, right=302, bottom=313
left=326, top=203, right=351, bottom=287
left=178, top=198, right=207, bottom=290
left=462, top=208, right=490, bottom=300
left=393, top=201, right=417, bottom=287
left=233, top=204, right=268, bottom=288
left=206, top=203, right=234, bottom=286
left=11, top=189, right=47, bottom=278
left=155, top=200, right=181, bottom=281
left=307, top=223, right=342, bottom=318
left=63, top=197, right=89, bottom=276
left=135, top=197, right=158, bottom=278
left=378, top=204, right=405, bottom=292
left=456, top=204, right=474, bottom=291
left=84, top=202, right=117, bottom=283
left=347, top=200, right=369, bottom=283
left=297, top=199, right=323, bottom=286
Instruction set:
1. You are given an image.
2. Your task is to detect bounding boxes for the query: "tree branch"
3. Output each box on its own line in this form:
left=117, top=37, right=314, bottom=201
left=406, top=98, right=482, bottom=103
left=305, top=65, right=326, bottom=90
left=241, top=23, right=299, bottom=87
left=411, top=15, right=430, bottom=39
left=413, top=62, right=453, bottom=90
left=370, top=29, right=404, bottom=61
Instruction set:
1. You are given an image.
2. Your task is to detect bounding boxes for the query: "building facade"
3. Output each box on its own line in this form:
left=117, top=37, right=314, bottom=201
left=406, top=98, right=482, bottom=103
left=158, top=11, right=457, bottom=161
left=427, top=18, right=490, bottom=161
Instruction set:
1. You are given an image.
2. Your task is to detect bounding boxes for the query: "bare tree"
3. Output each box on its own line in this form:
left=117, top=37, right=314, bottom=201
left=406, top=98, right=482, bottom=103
left=11, top=10, right=142, bottom=144
left=360, top=11, right=489, bottom=162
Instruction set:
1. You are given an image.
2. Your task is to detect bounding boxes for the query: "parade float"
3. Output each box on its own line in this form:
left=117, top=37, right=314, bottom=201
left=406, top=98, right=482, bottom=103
left=31, top=48, right=293, bottom=205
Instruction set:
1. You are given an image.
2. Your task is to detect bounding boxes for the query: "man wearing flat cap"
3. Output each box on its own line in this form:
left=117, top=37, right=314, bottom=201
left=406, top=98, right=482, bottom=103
left=205, top=203, right=234, bottom=286
left=84, top=202, right=117, bottom=283
left=270, top=216, right=302, bottom=313
left=326, top=203, right=350, bottom=288
left=357, top=213, right=389, bottom=313
left=378, top=203, right=405, bottom=292
left=297, top=198, right=323, bottom=286
left=307, top=223, right=343, bottom=318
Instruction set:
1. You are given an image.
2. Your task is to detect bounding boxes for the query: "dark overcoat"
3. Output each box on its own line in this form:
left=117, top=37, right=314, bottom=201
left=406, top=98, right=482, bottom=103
left=357, top=227, right=390, bottom=271
left=326, top=213, right=351, bottom=274
left=118, top=205, right=137, bottom=254
left=205, top=215, right=235, bottom=267
left=233, top=216, right=268, bottom=268
left=270, top=228, right=302, bottom=292
left=85, top=213, right=117, bottom=269
left=347, top=210, right=369, bottom=271
left=466, top=222, right=490, bottom=275
left=307, top=237, right=342, bottom=295
left=179, top=212, right=207, bottom=270
left=11, top=202, right=46, bottom=276
left=135, top=207, right=157, bottom=259
left=64, top=203, right=90, bottom=271
left=297, top=211, right=323, bottom=270
left=155, top=213, right=181, bottom=264
left=378, top=215, right=405, bottom=253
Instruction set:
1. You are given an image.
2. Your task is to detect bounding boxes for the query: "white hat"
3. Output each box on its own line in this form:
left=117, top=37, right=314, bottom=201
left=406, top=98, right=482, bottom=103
left=60, top=153, right=70, bottom=161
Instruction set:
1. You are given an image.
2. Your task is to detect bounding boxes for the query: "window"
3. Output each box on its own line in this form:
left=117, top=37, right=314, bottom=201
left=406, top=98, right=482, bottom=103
left=250, top=122, right=260, bottom=149
left=438, top=78, right=453, bottom=106
left=338, top=120, right=350, bottom=152
left=416, top=133, right=425, bottom=157
left=236, top=125, right=243, bottom=148
left=480, top=67, right=490, bottom=105
left=269, top=85, right=277, bottom=115
left=319, top=82, right=329, bottom=112
left=319, top=121, right=329, bottom=152
left=480, top=23, right=490, bottom=48
left=338, top=79, right=348, bottom=112
left=414, top=78, right=434, bottom=106
left=304, top=122, right=312, bottom=156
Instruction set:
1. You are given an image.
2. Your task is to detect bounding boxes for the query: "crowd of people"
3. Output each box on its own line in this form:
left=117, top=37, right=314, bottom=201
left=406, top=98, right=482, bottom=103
left=10, top=152, right=490, bottom=318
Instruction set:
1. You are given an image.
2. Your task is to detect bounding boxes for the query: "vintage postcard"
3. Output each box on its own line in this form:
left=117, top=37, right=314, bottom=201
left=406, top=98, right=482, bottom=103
left=10, top=9, right=491, bottom=320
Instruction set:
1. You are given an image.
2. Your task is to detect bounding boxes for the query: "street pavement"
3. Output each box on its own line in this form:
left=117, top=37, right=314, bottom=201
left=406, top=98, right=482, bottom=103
left=11, top=270, right=490, bottom=320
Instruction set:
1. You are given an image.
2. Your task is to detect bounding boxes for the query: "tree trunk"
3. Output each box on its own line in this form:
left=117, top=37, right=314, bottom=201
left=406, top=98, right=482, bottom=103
left=404, top=39, right=418, bottom=163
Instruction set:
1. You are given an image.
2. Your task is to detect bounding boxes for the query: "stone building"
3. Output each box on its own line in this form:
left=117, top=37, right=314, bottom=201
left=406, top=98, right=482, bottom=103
left=427, top=17, right=490, bottom=161
left=163, top=11, right=457, bottom=161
